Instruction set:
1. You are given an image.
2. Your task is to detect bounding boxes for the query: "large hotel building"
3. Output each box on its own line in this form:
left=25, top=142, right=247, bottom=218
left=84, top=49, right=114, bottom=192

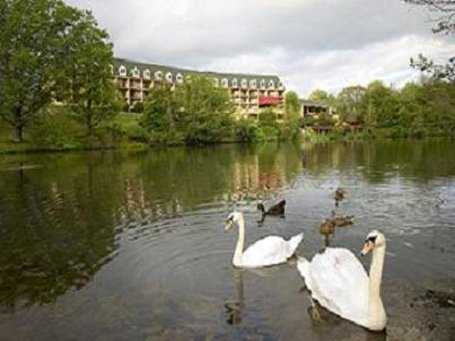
left=113, top=58, right=286, bottom=118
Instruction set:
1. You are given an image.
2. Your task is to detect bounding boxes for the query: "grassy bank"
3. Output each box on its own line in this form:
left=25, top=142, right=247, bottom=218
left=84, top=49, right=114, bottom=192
left=302, top=126, right=455, bottom=144
left=0, top=111, right=148, bottom=154
left=0, top=110, right=294, bottom=154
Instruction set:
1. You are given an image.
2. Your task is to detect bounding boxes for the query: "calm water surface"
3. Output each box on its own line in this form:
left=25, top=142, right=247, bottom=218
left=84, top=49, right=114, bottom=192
left=0, top=140, right=454, bottom=340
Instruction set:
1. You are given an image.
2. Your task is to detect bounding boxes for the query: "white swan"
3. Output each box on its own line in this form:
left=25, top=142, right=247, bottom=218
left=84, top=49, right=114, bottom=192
left=297, top=230, right=387, bottom=331
left=224, top=212, right=303, bottom=268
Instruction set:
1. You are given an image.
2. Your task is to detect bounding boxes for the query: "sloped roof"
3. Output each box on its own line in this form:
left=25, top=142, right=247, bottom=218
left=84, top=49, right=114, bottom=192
left=113, top=58, right=283, bottom=86
left=300, top=99, right=329, bottom=108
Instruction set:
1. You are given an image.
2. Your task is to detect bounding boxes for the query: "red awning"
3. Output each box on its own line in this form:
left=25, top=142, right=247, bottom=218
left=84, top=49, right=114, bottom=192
left=259, top=96, right=281, bottom=107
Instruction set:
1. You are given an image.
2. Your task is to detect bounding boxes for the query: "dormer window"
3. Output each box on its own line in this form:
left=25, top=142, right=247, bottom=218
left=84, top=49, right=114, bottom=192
left=131, top=66, right=140, bottom=78
left=143, top=69, right=151, bottom=80
left=176, top=73, right=184, bottom=84
left=154, top=70, right=163, bottom=80
left=221, top=78, right=229, bottom=88
left=260, top=79, right=266, bottom=89
left=249, top=79, right=257, bottom=88
left=232, top=78, right=238, bottom=87
left=166, top=72, right=173, bottom=83
left=241, top=79, right=248, bottom=88
left=268, top=80, right=275, bottom=89
left=119, top=65, right=127, bottom=77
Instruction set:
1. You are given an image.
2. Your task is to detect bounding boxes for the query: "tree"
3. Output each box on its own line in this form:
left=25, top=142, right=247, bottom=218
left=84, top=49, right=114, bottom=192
left=142, top=76, right=235, bottom=144
left=404, top=1, right=455, bottom=82
left=175, top=76, right=235, bottom=144
left=62, top=10, right=121, bottom=135
left=141, top=84, right=179, bottom=142
left=0, top=0, right=81, bottom=142
left=404, top=0, right=455, bottom=34
left=283, top=91, right=302, bottom=138
left=284, top=91, right=300, bottom=118
left=308, top=89, right=337, bottom=107
left=336, top=86, right=367, bottom=124
left=364, top=81, right=400, bottom=128
left=411, top=54, right=455, bottom=82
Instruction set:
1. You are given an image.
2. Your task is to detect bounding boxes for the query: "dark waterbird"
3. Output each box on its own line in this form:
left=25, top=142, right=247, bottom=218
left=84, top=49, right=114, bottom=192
left=257, top=199, right=286, bottom=217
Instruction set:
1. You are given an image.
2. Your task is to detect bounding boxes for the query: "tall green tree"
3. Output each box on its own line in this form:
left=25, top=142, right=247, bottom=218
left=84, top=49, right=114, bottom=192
left=336, top=85, right=367, bottom=124
left=62, top=9, right=121, bottom=136
left=283, top=91, right=301, bottom=138
left=364, top=80, right=400, bottom=128
left=284, top=91, right=300, bottom=117
left=0, top=0, right=79, bottom=142
left=308, top=89, right=337, bottom=107
left=175, top=76, right=234, bottom=144
left=141, top=84, right=179, bottom=142
left=142, top=76, right=235, bottom=144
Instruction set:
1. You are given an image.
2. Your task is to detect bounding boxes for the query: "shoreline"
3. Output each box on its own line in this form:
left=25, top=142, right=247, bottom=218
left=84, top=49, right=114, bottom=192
left=1, top=135, right=454, bottom=156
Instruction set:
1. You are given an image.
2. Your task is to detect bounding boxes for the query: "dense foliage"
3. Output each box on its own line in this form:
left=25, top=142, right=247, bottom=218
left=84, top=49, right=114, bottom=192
left=0, top=0, right=119, bottom=142
left=305, top=80, right=455, bottom=138
left=141, top=80, right=303, bottom=145
left=141, top=76, right=235, bottom=145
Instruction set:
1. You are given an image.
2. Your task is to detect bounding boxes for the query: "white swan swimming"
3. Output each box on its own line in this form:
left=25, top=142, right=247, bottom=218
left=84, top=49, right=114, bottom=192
left=297, top=230, right=387, bottom=331
left=224, top=211, right=303, bottom=268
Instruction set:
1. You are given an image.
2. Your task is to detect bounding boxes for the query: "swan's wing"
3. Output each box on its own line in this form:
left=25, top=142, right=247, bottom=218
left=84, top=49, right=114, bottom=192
left=241, top=236, right=290, bottom=267
left=308, top=248, right=369, bottom=326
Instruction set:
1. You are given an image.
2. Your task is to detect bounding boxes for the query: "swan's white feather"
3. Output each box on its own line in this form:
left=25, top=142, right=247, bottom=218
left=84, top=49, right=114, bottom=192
left=298, top=248, right=369, bottom=328
left=240, top=233, right=303, bottom=268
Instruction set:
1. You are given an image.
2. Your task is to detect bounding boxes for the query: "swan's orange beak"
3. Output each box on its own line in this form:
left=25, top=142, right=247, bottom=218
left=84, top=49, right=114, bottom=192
left=360, top=241, right=375, bottom=256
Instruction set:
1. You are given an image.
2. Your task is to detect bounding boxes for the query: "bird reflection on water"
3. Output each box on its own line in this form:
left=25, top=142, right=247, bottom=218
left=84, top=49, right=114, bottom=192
left=224, top=269, right=245, bottom=325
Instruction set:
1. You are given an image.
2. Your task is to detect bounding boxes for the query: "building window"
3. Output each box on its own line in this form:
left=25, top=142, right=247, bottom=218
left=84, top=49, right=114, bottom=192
left=143, top=69, right=151, bottom=80
left=176, top=73, right=184, bottom=84
left=260, top=79, right=266, bottom=88
left=232, top=78, right=238, bottom=87
left=155, top=70, right=163, bottom=80
left=268, top=80, right=275, bottom=89
left=119, top=65, right=127, bottom=77
left=222, top=78, right=229, bottom=88
left=166, top=72, right=173, bottom=83
left=241, top=78, right=248, bottom=88
left=249, top=79, right=257, bottom=88
left=132, top=67, right=140, bottom=78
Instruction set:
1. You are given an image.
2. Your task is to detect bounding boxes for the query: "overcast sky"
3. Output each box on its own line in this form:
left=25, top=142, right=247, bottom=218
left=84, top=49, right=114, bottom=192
left=67, top=0, right=454, bottom=96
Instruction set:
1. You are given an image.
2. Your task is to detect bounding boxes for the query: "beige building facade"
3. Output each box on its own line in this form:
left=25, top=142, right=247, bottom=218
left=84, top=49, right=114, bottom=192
left=113, top=58, right=286, bottom=117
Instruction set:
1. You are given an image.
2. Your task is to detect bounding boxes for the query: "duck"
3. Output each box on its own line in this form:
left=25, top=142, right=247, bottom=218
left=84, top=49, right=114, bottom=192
left=319, top=218, right=336, bottom=236
left=257, top=199, right=286, bottom=218
left=319, top=219, right=336, bottom=247
left=330, top=211, right=354, bottom=227
left=334, top=188, right=347, bottom=206
left=297, top=230, right=387, bottom=331
left=225, top=211, right=303, bottom=268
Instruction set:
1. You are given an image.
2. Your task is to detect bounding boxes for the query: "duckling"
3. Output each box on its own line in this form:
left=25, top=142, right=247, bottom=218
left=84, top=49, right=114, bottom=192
left=319, top=218, right=336, bottom=236
left=257, top=199, right=286, bottom=217
left=319, top=219, right=336, bottom=247
left=331, top=215, right=354, bottom=227
left=334, top=188, right=347, bottom=207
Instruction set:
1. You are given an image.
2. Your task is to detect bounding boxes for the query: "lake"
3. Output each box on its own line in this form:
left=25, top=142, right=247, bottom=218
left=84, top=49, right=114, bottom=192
left=0, top=140, right=454, bottom=340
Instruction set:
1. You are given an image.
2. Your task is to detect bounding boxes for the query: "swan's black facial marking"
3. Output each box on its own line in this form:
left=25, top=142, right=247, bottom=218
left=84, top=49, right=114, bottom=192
left=366, top=235, right=377, bottom=244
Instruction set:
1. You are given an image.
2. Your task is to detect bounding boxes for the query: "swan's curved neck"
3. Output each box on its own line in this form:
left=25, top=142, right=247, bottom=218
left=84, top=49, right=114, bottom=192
left=233, top=217, right=245, bottom=267
left=368, top=243, right=386, bottom=328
